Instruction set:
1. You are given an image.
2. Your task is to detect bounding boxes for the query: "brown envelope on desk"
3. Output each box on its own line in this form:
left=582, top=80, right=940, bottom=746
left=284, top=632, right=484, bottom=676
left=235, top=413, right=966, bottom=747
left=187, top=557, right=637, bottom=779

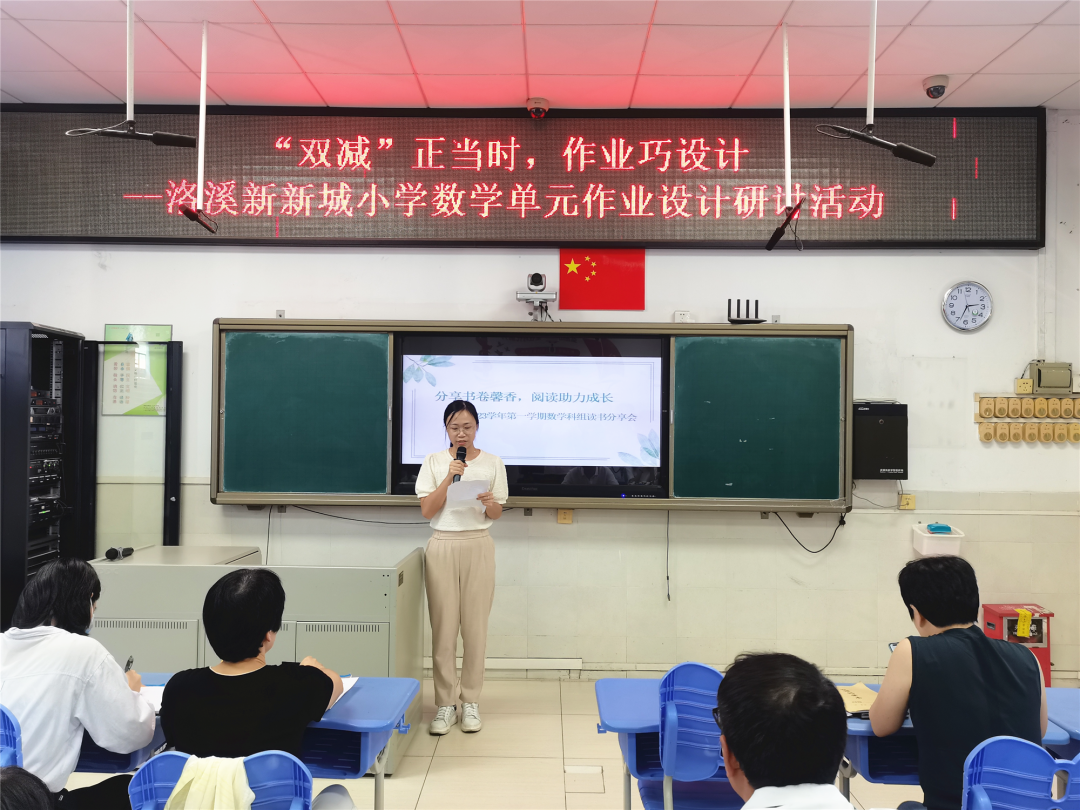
left=837, top=683, right=878, bottom=715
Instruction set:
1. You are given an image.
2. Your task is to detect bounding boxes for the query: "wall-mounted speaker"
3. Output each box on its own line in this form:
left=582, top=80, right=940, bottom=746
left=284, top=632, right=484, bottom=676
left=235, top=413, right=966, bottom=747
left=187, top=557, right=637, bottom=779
left=853, top=402, right=908, bottom=480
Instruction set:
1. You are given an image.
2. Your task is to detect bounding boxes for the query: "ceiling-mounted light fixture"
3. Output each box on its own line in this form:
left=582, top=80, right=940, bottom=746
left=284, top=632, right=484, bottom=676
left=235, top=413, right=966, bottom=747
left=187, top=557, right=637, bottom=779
left=181, top=20, right=217, bottom=233
left=816, top=0, right=936, bottom=167
left=65, top=0, right=195, bottom=147
left=766, top=22, right=803, bottom=251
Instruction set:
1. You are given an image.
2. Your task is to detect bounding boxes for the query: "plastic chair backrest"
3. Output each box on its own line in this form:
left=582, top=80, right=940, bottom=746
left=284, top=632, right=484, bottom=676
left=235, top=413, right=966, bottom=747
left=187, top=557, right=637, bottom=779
left=0, top=705, right=23, bottom=768
left=128, top=750, right=314, bottom=810
left=963, top=736, right=1080, bottom=810
left=245, top=751, right=314, bottom=810
left=658, top=662, right=724, bottom=782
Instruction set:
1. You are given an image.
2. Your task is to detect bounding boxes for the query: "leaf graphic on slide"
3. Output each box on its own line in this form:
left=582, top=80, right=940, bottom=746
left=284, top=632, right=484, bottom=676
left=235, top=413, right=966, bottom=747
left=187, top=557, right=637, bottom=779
left=425, top=371, right=436, bottom=386
left=618, top=452, right=642, bottom=466
left=405, top=365, right=419, bottom=383
left=421, top=355, right=433, bottom=363
left=638, top=433, right=660, bottom=465
left=427, top=356, right=454, bottom=367
left=648, top=430, right=660, bottom=453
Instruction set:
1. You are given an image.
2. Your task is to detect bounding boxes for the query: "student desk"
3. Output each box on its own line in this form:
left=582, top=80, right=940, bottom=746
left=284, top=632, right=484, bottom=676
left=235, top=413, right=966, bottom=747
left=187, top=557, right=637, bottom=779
left=75, top=724, right=165, bottom=774
left=594, top=679, right=1072, bottom=808
left=76, top=673, right=419, bottom=810
left=1046, top=687, right=1080, bottom=758
left=841, top=683, right=1071, bottom=798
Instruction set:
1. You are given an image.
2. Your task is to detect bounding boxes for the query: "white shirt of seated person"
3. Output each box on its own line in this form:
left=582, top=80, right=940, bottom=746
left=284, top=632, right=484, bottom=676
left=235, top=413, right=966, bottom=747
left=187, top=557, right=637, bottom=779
left=721, top=736, right=854, bottom=810
left=0, top=599, right=155, bottom=792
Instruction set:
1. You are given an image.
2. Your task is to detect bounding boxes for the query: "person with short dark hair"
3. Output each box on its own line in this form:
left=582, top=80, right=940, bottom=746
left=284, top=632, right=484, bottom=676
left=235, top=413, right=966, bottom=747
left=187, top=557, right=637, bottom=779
left=0, top=558, right=155, bottom=807
left=714, top=652, right=853, bottom=809
left=160, top=568, right=344, bottom=758
left=0, top=766, right=54, bottom=810
left=870, top=556, right=1047, bottom=810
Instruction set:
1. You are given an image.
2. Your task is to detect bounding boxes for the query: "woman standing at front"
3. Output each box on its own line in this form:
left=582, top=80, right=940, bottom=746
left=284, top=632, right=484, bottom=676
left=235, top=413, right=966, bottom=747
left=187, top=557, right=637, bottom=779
left=417, top=400, right=508, bottom=735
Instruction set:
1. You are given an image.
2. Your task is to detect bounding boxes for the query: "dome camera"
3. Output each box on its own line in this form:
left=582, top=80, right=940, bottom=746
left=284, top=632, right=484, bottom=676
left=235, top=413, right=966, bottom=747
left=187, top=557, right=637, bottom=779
left=527, top=272, right=546, bottom=292
left=527, top=97, right=550, bottom=119
left=922, top=75, right=949, bottom=100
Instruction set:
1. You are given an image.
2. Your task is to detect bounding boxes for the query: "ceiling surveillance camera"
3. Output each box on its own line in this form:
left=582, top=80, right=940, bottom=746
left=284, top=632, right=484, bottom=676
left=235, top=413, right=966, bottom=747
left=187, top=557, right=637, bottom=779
left=527, top=97, right=550, bottom=119
left=527, top=273, right=546, bottom=292
left=922, top=75, right=949, bottom=100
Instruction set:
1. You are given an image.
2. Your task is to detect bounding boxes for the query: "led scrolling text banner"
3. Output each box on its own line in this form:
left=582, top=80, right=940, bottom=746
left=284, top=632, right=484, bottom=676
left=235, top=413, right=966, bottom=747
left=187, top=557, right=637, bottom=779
left=0, top=110, right=1043, bottom=247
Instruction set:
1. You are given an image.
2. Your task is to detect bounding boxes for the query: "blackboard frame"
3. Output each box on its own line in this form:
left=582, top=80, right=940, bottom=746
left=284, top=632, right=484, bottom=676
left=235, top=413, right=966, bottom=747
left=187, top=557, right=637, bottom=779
left=211, top=319, right=853, bottom=513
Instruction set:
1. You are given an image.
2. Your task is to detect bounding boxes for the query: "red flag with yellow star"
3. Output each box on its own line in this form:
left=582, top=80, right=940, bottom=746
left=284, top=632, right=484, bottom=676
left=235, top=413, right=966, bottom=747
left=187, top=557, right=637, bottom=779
left=558, top=248, right=645, bottom=310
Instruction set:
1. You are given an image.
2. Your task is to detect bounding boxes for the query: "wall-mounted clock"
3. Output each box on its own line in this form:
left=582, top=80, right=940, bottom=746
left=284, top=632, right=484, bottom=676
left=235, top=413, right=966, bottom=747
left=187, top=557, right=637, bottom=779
left=942, top=281, right=993, bottom=332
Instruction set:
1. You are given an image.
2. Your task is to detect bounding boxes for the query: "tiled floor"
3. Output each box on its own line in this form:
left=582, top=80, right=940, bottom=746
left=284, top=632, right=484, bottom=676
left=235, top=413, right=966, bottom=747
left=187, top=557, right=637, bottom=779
left=66, top=678, right=926, bottom=809
left=307, top=679, right=923, bottom=810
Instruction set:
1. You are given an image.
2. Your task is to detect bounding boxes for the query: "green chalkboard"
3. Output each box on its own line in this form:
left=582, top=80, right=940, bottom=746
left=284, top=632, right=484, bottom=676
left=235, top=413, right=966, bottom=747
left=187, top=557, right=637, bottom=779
left=222, top=331, right=389, bottom=493
left=673, top=336, right=843, bottom=500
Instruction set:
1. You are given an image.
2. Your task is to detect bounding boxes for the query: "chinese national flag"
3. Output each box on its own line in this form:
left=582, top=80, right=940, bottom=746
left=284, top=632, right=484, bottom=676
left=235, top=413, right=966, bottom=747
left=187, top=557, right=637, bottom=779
left=559, top=248, right=645, bottom=311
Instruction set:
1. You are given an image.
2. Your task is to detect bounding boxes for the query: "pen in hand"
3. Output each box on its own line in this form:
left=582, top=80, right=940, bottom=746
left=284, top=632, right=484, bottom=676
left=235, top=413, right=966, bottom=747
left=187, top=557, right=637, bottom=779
left=124, top=656, right=134, bottom=672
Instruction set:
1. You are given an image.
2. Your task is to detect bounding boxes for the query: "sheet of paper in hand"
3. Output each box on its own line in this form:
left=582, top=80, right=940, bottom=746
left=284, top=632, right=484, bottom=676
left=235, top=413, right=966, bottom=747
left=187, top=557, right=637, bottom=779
left=446, top=479, right=487, bottom=511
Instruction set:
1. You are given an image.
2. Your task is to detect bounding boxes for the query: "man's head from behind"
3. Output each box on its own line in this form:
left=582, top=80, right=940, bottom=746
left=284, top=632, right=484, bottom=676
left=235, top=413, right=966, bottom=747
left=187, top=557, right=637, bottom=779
left=897, top=555, right=979, bottom=634
left=714, top=653, right=847, bottom=799
left=203, top=568, right=285, bottom=663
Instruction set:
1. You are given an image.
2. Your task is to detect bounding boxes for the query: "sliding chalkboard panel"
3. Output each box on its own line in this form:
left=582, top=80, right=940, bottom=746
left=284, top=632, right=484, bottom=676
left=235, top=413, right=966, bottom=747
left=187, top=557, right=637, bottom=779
left=672, top=336, right=843, bottom=501
left=221, top=331, right=389, bottom=494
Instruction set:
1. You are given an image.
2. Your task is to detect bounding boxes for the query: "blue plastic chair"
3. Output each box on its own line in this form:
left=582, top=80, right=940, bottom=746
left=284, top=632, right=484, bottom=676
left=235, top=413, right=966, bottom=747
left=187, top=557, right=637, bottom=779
left=128, top=750, right=314, bottom=810
left=0, top=705, right=23, bottom=768
left=638, top=662, right=744, bottom=810
left=963, top=736, right=1080, bottom=810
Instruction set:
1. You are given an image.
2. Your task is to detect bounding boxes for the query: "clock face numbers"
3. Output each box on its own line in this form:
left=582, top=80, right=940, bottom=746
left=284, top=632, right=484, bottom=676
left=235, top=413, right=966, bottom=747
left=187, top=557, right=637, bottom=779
left=944, top=283, right=992, bottom=331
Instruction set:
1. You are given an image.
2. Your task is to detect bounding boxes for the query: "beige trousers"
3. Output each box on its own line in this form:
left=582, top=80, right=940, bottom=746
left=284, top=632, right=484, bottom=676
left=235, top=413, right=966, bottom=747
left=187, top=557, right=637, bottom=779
left=426, top=529, right=496, bottom=708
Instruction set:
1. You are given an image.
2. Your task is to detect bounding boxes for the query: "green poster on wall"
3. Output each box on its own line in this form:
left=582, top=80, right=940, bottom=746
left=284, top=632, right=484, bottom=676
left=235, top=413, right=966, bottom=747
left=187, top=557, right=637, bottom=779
left=102, top=343, right=167, bottom=416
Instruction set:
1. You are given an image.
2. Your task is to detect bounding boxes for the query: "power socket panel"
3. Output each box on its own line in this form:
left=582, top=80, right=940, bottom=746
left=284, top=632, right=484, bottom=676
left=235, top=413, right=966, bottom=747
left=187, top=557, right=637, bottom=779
left=899, top=494, right=916, bottom=510
left=557, top=509, right=574, bottom=524
left=1015, top=378, right=1034, bottom=394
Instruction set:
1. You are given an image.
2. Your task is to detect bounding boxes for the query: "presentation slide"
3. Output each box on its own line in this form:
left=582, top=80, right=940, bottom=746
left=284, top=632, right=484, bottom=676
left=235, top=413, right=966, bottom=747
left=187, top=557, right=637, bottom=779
left=400, top=355, right=662, bottom=467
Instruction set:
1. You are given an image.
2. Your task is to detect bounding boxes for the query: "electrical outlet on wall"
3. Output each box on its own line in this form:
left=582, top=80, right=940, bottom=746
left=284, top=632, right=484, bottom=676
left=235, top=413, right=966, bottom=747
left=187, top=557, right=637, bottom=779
left=900, top=494, right=916, bottom=510
left=673, top=311, right=693, bottom=323
left=1015, top=378, right=1033, bottom=394
left=557, top=509, right=574, bottom=524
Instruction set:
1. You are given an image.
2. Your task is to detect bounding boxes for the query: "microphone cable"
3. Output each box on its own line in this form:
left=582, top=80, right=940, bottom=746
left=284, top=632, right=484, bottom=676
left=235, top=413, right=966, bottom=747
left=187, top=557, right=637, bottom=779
left=291, top=504, right=515, bottom=525
left=774, top=512, right=845, bottom=554
left=665, top=510, right=671, bottom=602
left=292, top=505, right=430, bottom=525
left=266, top=507, right=272, bottom=564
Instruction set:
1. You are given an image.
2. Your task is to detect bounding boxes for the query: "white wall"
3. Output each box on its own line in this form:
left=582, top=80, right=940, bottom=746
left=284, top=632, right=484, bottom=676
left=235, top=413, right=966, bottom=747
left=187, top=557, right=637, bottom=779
left=2, top=109, right=1077, bottom=679
left=1, top=244, right=1074, bottom=492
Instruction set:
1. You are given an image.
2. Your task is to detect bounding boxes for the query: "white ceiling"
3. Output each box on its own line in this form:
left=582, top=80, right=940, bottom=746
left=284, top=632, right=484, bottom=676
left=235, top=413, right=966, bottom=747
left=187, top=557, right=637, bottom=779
left=1, top=0, right=1077, bottom=109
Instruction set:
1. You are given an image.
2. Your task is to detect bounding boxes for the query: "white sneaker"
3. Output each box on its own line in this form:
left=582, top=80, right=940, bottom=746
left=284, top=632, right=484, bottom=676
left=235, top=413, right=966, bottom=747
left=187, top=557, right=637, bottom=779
left=461, top=703, right=482, bottom=733
left=429, top=705, right=457, bottom=735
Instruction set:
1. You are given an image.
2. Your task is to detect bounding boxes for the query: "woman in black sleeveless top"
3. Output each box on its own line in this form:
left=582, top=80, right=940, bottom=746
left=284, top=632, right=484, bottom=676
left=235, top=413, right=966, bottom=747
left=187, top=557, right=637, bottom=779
left=869, top=557, right=1047, bottom=810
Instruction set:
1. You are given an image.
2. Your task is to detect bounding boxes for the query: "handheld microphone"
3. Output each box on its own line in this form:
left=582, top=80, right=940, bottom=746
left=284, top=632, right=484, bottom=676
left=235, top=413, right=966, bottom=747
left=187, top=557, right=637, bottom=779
left=766, top=200, right=803, bottom=251
left=105, top=546, right=135, bottom=560
left=818, top=124, right=937, bottom=167
left=452, top=446, right=467, bottom=483
left=150, top=131, right=197, bottom=148
left=178, top=204, right=219, bottom=234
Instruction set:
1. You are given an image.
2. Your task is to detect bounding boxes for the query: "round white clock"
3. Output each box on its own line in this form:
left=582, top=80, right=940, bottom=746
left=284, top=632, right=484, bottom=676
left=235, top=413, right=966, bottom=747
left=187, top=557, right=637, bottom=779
left=942, top=281, right=993, bottom=332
